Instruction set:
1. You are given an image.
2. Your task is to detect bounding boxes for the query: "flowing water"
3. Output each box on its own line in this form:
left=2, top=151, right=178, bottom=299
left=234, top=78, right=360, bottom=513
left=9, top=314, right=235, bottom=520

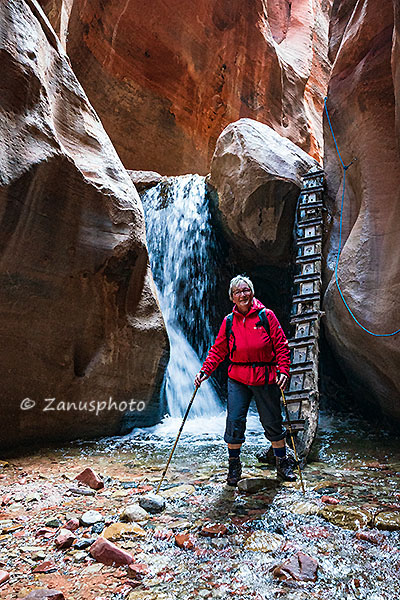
left=1, top=177, right=399, bottom=600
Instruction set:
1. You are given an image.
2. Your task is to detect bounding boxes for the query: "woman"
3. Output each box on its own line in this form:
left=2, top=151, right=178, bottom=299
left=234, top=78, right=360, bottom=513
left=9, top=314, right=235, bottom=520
left=194, top=275, right=295, bottom=485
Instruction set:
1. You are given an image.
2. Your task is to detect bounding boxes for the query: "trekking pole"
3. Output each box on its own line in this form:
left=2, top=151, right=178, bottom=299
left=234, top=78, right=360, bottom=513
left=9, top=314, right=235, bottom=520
left=280, top=386, right=306, bottom=495
left=155, top=385, right=200, bottom=494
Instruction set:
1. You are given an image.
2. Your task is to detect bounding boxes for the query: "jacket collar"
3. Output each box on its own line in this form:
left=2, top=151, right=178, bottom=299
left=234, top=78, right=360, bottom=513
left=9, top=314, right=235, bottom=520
left=232, top=297, right=265, bottom=318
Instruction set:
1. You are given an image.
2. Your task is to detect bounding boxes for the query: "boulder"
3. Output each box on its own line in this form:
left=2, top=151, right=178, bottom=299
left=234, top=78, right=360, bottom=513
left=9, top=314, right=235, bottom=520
left=127, top=171, right=166, bottom=193
left=272, top=551, right=318, bottom=582
left=138, top=493, right=166, bottom=514
left=89, top=537, right=134, bottom=566
left=64, top=0, right=330, bottom=174
left=210, top=119, right=318, bottom=265
left=0, top=0, right=169, bottom=449
left=323, top=0, right=400, bottom=422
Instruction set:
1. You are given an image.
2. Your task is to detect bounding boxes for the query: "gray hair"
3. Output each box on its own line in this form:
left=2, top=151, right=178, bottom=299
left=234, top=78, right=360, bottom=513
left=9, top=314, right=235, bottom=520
left=229, top=275, right=254, bottom=301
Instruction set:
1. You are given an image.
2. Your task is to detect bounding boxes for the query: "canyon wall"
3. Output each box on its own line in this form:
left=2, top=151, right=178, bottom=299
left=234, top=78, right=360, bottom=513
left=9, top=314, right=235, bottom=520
left=323, top=0, right=400, bottom=421
left=62, top=0, right=330, bottom=175
left=0, top=0, right=169, bottom=449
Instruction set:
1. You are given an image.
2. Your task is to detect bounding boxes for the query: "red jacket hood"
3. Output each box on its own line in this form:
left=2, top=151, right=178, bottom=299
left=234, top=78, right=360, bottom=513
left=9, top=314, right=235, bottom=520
left=232, top=297, right=265, bottom=316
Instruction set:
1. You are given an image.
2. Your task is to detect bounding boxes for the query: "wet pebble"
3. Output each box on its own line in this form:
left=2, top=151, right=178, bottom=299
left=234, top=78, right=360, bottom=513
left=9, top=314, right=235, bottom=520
left=121, top=503, right=149, bottom=522
left=139, top=493, right=166, bottom=514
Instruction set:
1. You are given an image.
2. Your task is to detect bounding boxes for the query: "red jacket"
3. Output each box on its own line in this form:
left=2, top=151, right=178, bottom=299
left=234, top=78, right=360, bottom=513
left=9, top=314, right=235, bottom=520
left=201, top=298, right=290, bottom=386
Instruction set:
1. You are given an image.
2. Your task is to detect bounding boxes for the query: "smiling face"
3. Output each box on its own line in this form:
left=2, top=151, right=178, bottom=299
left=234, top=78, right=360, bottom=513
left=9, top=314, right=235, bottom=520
left=231, top=280, right=254, bottom=315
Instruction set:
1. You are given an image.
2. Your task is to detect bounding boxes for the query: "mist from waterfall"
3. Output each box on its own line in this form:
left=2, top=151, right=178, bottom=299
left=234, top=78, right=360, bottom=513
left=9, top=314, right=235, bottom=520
left=141, top=175, right=225, bottom=434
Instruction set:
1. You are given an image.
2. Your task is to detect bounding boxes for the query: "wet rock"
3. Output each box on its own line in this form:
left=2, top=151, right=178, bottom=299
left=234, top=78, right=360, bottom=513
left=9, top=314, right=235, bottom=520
left=356, top=530, right=385, bottom=544
left=20, top=590, right=65, bottom=600
left=200, top=523, right=228, bottom=537
left=68, top=488, right=95, bottom=497
left=75, top=468, right=104, bottom=491
left=320, top=505, right=372, bottom=530
left=80, top=510, right=104, bottom=527
left=175, top=533, right=196, bottom=550
left=127, top=562, right=150, bottom=579
left=237, top=478, right=278, bottom=494
left=74, top=538, right=96, bottom=550
left=89, top=537, right=134, bottom=566
left=55, top=528, right=76, bottom=549
left=272, top=551, right=318, bottom=582
left=321, top=496, right=340, bottom=505
left=139, top=494, right=166, bottom=514
left=291, top=501, right=320, bottom=516
left=103, top=522, right=146, bottom=540
left=245, top=531, right=284, bottom=552
left=121, top=504, right=149, bottom=523
left=374, top=511, right=400, bottom=531
left=64, top=518, right=80, bottom=532
left=45, top=519, right=62, bottom=528
left=160, top=484, right=196, bottom=499
left=0, top=569, right=9, bottom=584
left=72, top=550, right=88, bottom=563
left=91, top=522, right=105, bottom=535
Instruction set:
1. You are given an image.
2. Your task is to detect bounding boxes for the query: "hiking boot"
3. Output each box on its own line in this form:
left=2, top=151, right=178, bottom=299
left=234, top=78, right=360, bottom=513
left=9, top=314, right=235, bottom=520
left=227, top=458, right=242, bottom=487
left=276, top=456, right=297, bottom=482
left=255, top=446, right=275, bottom=466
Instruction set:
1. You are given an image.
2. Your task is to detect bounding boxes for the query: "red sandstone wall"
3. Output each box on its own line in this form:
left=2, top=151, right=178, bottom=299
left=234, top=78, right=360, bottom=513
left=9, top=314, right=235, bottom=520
left=64, top=0, right=330, bottom=175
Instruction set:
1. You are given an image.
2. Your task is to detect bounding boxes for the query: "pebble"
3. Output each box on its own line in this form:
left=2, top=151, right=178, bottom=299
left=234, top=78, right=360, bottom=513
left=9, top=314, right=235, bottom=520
left=175, top=533, right=196, bottom=550
left=20, top=590, right=65, bottom=599
left=291, top=501, right=320, bottom=516
left=55, top=528, right=76, bottom=549
left=245, top=531, right=284, bottom=552
left=320, top=505, right=372, bottom=530
left=80, top=510, right=104, bottom=527
left=374, top=510, right=400, bottom=531
left=0, top=569, right=9, bottom=584
left=91, top=522, right=105, bottom=534
left=75, top=467, right=104, bottom=490
left=139, top=493, right=166, bottom=514
left=200, top=523, right=228, bottom=537
left=45, top=519, right=62, bottom=528
left=89, top=536, right=134, bottom=566
left=74, top=538, right=96, bottom=550
left=103, top=522, right=146, bottom=540
left=64, top=518, right=80, bottom=531
left=160, top=484, right=195, bottom=499
left=121, top=504, right=149, bottom=523
left=272, top=551, right=319, bottom=582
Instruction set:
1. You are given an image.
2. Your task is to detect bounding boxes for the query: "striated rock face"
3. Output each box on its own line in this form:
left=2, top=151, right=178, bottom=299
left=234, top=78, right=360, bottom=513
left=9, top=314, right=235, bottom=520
left=323, top=0, right=400, bottom=421
left=37, top=0, right=73, bottom=48
left=64, top=0, right=330, bottom=175
left=210, top=119, right=318, bottom=266
left=0, top=0, right=168, bottom=449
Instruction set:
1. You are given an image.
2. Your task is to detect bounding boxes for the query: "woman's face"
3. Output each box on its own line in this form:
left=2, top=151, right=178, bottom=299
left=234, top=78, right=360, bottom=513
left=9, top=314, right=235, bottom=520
left=232, top=281, right=254, bottom=314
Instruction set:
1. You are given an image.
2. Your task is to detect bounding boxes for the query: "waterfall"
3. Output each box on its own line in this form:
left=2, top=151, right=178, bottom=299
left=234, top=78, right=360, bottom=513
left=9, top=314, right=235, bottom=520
left=141, top=175, right=223, bottom=427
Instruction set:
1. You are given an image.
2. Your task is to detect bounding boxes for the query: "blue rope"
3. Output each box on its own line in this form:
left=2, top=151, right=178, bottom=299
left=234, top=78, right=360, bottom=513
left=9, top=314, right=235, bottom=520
left=324, top=97, right=400, bottom=337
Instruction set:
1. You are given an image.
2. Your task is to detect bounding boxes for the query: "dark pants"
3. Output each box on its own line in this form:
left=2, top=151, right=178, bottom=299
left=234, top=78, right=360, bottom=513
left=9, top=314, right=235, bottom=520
left=224, top=378, right=287, bottom=444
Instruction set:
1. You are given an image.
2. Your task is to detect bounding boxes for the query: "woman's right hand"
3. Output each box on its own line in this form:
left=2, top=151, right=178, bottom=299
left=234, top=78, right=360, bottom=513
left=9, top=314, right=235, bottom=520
left=194, top=371, right=209, bottom=387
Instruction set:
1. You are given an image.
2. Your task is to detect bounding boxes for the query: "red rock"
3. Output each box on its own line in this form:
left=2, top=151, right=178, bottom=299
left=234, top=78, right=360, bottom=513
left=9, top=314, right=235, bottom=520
left=127, top=563, right=150, bottom=579
left=20, top=590, right=65, bottom=600
left=174, top=533, right=196, bottom=550
left=324, top=0, right=400, bottom=423
left=200, top=523, right=228, bottom=537
left=303, top=526, right=331, bottom=539
left=0, top=0, right=168, bottom=451
left=89, top=537, right=134, bottom=566
left=129, top=485, right=153, bottom=494
left=32, top=561, right=57, bottom=574
left=153, top=529, right=174, bottom=541
left=272, top=551, right=318, bottom=582
left=64, top=518, right=80, bottom=531
left=356, top=530, right=385, bottom=545
left=75, top=467, right=104, bottom=490
left=321, top=496, right=340, bottom=505
left=0, top=570, right=9, bottom=584
left=55, top=529, right=76, bottom=549
left=35, top=528, right=56, bottom=538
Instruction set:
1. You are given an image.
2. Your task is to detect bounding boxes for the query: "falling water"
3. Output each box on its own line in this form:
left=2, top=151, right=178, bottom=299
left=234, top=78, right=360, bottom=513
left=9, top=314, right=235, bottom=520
left=141, top=175, right=225, bottom=432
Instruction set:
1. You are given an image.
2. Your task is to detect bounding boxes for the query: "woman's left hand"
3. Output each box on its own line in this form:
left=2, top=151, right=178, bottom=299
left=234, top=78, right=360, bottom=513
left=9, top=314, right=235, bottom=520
left=276, top=373, right=288, bottom=390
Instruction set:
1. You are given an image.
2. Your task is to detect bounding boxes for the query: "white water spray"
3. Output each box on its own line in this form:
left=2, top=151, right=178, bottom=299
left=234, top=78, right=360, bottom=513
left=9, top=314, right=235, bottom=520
left=142, top=175, right=224, bottom=429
